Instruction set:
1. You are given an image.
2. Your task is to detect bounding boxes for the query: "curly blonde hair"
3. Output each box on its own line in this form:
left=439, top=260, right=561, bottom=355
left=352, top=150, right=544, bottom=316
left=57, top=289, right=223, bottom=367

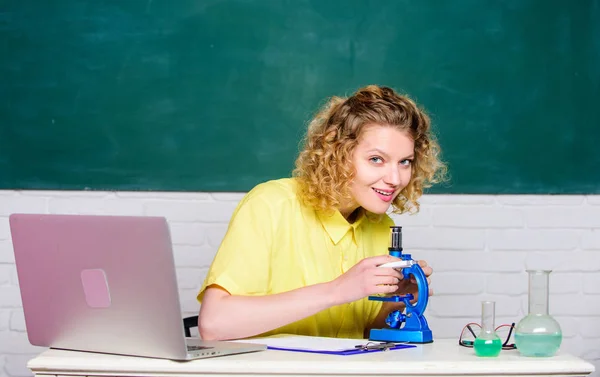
left=293, top=85, right=447, bottom=215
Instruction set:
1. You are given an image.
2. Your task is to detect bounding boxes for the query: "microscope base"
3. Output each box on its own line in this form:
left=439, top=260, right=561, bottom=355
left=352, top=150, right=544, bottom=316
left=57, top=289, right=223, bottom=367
left=369, top=328, right=434, bottom=344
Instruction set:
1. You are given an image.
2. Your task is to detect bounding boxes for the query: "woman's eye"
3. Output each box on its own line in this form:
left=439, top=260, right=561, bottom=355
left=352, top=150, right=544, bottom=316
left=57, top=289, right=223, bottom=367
left=400, top=159, right=413, bottom=166
left=369, top=156, right=383, bottom=164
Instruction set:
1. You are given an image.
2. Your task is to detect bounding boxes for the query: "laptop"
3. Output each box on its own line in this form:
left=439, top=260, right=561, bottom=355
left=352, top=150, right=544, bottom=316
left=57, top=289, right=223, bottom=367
left=9, top=213, right=267, bottom=360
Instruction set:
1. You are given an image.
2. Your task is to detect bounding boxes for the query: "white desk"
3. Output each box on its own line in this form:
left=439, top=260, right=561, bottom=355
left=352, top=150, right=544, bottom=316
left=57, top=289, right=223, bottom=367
left=28, top=339, right=595, bottom=377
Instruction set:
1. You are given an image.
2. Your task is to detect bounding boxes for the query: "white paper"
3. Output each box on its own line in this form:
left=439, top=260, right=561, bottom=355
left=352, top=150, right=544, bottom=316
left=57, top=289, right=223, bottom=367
left=233, top=335, right=365, bottom=351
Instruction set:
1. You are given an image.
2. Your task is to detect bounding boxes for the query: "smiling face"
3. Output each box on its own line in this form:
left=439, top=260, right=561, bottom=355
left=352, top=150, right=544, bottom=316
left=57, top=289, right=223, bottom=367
left=339, top=124, right=415, bottom=219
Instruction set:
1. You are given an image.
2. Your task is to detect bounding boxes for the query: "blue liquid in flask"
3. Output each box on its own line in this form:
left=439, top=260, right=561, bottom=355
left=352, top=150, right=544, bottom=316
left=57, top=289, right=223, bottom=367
left=515, top=333, right=562, bottom=357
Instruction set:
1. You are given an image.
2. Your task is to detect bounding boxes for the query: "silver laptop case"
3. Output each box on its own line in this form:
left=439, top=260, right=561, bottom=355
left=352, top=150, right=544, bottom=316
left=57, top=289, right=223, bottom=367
left=10, top=213, right=266, bottom=360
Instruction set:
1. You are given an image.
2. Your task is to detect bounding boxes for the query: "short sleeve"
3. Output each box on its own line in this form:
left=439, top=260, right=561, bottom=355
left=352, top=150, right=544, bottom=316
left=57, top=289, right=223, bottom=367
left=197, top=189, right=276, bottom=302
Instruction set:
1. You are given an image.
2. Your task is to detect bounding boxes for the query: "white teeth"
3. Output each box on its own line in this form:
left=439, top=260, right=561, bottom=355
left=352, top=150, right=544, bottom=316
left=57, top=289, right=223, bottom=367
left=373, top=188, right=392, bottom=196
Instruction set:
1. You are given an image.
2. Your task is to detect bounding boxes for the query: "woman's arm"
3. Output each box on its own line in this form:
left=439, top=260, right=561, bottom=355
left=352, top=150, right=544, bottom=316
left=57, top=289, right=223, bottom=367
left=199, top=254, right=402, bottom=340
left=200, top=282, right=335, bottom=340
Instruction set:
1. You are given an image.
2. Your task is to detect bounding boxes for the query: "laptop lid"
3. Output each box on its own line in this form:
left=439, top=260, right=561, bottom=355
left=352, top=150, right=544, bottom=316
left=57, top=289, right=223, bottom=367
left=9, top=213, right=265, bottom=360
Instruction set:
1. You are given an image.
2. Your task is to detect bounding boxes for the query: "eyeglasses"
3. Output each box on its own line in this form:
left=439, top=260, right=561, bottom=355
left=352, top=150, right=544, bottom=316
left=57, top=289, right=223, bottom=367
left=459, top=322, right=516, bottom=350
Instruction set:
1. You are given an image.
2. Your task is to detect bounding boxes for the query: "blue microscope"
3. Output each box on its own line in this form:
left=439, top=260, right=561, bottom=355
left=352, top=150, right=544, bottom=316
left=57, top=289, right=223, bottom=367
left=368, top=226, right=433, bottom=343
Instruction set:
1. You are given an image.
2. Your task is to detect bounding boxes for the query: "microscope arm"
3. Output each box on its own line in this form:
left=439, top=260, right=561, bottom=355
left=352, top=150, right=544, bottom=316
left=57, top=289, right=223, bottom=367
left=402, top=263, right=429, bottom=315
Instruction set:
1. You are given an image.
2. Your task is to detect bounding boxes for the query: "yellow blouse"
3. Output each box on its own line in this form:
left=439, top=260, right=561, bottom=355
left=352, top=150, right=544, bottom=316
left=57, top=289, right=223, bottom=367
left=198, top=178, right=394, bottom=338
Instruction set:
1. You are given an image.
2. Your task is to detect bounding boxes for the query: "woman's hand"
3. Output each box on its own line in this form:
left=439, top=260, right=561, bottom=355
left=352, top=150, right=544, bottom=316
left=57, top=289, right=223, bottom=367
left=328, top=255, right=404, bottom=305
left=395, top=260, right=433, bottom=302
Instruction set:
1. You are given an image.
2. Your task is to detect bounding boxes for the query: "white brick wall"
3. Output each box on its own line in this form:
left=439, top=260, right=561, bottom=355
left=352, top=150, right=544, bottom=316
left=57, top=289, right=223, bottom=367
left=0, top=191, right=598, bottom=376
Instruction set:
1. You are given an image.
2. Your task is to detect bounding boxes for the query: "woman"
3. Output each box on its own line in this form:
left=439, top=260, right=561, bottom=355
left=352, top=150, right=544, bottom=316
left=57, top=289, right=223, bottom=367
left=198, top=85, right=446, bottom=340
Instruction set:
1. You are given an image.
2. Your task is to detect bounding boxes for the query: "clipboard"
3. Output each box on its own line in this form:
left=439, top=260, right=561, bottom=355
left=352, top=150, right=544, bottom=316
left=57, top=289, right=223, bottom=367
left=233, top=335, right=416, bottom=355
left=267, top=342, right=415, bottom=355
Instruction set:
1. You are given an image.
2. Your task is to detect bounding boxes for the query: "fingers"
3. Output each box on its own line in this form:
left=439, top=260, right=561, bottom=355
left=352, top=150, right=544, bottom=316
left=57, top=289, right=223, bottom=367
left=366, top=257, right=432, bottom=278
left=374, top=267, right=403, bottom=279
left=373, top=275, right=401, bottom=286
left=371, top=281, right=399, bottom=295
left=367, top=254, right=400, bottom=267
left=402, top=275, right=431, bottom=287
left=417, top=260, right=433, bottom=277
left=365, top=275, right=402, bottom=295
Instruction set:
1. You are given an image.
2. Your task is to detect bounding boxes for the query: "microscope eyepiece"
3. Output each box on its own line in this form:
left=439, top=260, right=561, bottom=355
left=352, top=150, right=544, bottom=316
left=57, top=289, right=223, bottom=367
left=389, top=226, right=402, bottom=251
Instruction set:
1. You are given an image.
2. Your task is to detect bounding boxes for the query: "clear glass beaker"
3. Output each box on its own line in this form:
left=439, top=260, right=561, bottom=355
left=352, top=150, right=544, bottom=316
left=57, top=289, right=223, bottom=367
left=515, top=270, right=562, bottom=357
left=474, top=301, right=502, bottom=357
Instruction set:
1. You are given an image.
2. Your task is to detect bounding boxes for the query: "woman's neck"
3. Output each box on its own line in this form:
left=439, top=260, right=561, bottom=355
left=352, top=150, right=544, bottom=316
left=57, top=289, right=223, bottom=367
left=339, top=203, right=361, bottom=223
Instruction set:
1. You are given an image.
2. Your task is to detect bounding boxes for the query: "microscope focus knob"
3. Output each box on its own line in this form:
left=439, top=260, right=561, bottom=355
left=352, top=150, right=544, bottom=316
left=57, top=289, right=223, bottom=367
left=385, top=310, right=406, bottom=329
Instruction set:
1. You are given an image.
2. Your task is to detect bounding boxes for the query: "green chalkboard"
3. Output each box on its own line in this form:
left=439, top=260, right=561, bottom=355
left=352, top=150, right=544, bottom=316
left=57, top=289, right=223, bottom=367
left=1, top=0, right=599, bottom=193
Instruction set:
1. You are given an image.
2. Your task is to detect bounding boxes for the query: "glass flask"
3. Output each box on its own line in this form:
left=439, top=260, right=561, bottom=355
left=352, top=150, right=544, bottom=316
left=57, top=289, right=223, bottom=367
left=474, top=301, right=502, bottom=357
left=515, top=270, right=562, bottom=357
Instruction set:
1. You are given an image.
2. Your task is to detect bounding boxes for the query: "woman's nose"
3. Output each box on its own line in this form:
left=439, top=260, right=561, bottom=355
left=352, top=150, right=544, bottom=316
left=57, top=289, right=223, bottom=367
left=384, top=166, right=401, bottom=186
